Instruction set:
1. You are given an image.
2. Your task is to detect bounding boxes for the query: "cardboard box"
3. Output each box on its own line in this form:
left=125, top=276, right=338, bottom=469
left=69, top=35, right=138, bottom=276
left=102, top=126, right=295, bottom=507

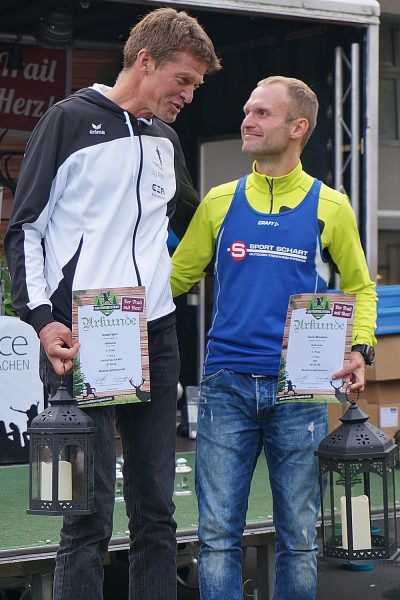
left=377, top=404, right=400, bottom=441
left=360, top=380, right=400, bottom=405
left=366, top=335, right=400, bottom=381
left=328, top=397, right=398, bottom=442
left=357, top=396, right=398, bottom=442
left=328, top=402, right=345, bottom=433
left=328, top=399, right=379, bottom=433
left=357, top=398, right=379, bottom=429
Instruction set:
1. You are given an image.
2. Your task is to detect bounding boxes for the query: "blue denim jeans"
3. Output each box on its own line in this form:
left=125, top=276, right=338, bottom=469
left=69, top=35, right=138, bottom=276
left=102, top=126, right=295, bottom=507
left=196, top=369, right=328, bottom=600
left=41, top=314, right=180, bottom=600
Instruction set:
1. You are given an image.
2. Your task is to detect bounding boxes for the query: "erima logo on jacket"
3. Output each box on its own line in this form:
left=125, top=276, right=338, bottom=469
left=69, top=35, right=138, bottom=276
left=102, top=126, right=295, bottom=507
left=90, top=123, right=105, bottom=135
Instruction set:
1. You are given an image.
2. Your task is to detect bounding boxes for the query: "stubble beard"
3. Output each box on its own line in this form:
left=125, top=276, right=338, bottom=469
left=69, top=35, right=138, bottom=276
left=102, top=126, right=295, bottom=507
left=242, top=137, right=289, bottom=162
left=242, top=141, right=262, bottom=158
left=242, top=142, right=274, bottom=161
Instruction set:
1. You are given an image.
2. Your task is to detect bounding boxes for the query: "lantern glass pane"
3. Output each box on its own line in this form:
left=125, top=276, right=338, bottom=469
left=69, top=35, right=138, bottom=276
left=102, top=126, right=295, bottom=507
left=60, top=444, right=85, bottom=500
left=342, top=469, right=372, bottom=551
left=38, top=445, right=53, bottom=501
left=386, top=465, right=397, bottom=546
left=346, top=464, right=394, bottom=553
left=31, top=446, right=39, bottom=500
left=88, top=446, right=94, bottom=501
left=31, top=444, right=50, bottom=500
left=367, top=468, right=389, bottom=551
left=321, top=468, right=345, bottom=550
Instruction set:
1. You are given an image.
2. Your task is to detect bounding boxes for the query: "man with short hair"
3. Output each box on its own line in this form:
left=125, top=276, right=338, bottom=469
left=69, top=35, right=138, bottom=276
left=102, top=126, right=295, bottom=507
left=171, top=76, right=377, bottom=600
left=5, top=8, right=220, bottom=600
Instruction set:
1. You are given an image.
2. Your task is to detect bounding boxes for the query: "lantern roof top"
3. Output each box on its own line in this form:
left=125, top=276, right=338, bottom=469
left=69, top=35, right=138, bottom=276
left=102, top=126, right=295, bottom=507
left=29, top=384, right=97, bottom=433
left=316, top=401, right=396, bottom=460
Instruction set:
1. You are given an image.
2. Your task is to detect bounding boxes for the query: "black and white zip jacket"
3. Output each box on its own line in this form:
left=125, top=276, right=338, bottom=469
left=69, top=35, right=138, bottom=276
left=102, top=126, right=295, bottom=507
left=5, top=84, right=199, bottom=334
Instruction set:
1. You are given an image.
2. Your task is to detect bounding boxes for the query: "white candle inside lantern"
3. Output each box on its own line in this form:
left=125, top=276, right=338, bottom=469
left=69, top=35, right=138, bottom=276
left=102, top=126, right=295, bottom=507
left=41, top=460, right=73, bottom=501
left=340, top=495, right=372, bottom=550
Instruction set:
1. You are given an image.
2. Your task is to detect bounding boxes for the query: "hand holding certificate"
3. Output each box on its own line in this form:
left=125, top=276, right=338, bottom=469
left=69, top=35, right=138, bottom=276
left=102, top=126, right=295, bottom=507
left=72, top=287, right=150, bottom=407
left=277, top=293, right=355, bottom=403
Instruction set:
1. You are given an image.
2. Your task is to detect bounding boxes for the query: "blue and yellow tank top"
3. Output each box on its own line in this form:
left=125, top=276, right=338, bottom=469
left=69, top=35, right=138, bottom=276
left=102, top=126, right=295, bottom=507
left=204, top=176, right=328, bottom=376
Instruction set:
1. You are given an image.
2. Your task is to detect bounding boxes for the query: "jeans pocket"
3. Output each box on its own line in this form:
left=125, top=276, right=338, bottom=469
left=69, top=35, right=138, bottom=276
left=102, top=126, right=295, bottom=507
left=200, top=369, right=226, bottom=386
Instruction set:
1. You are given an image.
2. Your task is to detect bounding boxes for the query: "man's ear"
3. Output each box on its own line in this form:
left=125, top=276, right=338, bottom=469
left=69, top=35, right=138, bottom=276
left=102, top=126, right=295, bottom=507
left=136, top=49, right=153, bottom=74
left=291, top=117, right=309, bottom=142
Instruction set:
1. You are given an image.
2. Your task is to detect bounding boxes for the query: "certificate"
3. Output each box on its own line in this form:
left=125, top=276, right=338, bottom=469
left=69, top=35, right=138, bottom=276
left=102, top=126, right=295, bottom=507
left=276, top=292, right=355, bottom=403
left=71, top=287, right=150, bottom=407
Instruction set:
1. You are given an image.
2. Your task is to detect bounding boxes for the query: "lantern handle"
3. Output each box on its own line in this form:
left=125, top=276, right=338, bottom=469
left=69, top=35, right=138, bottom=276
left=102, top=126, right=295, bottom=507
left=344, top=382, right=360, bottom=406
left=330, top=378, right=343, bottom=391
left=330, top=379, right=360, bottom=405
left=330, top=379, right=347, bottom=403
left=60, top=361, right=66, bottom=386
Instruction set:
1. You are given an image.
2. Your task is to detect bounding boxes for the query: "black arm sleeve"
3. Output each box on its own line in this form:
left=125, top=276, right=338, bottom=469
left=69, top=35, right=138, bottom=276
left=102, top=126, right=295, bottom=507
left=4, top=105, right=69, bottom=332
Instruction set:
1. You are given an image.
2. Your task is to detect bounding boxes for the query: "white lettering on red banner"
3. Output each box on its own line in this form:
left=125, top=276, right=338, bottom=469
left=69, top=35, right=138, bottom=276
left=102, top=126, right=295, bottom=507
left=0, top=45, right=67, bottom=132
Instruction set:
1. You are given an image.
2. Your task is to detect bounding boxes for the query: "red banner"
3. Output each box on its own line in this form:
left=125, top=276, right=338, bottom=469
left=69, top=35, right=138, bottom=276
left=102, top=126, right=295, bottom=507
left=0, top=44, right=67, bottom=132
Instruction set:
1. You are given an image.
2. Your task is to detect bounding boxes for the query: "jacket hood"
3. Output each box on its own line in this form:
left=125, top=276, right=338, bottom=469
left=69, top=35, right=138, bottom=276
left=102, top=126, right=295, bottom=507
left=68, top=85, right=153, bottom=126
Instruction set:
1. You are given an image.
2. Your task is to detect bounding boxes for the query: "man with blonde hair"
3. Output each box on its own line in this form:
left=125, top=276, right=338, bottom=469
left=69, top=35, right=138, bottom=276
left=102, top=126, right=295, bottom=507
left=5, top=7, right=219, bottom=600
left=258, top=75, right=319, bottom=147
left=171, top=76, right=376, bottom=599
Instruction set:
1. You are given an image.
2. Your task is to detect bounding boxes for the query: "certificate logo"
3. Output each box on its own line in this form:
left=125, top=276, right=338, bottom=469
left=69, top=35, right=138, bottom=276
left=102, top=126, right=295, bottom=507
left=306, top=296, right=331, bottom=320
left=93, top=290, right=120, bottom=316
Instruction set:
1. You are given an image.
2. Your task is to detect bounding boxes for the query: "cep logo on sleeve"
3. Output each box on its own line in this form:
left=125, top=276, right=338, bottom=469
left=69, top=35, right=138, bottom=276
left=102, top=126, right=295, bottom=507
left=228, top=241, right=247, bottom=261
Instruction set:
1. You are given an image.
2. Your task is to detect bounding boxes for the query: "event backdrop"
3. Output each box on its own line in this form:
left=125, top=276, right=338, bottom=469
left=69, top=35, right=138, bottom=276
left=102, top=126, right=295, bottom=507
left=0, top=316, right=43, bottom=464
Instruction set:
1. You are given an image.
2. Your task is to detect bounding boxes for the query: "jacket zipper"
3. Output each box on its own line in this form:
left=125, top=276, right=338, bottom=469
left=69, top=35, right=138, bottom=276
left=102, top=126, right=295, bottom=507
left=130, top=117, right=143, bottom=286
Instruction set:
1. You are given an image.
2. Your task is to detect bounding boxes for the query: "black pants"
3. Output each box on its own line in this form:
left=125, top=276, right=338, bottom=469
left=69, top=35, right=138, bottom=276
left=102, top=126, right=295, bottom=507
left=41, top=314, right=180, bottom=600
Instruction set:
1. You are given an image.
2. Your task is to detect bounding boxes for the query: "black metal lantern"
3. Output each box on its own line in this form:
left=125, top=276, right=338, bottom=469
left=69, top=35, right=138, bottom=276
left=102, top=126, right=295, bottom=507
left=394, top=430, right=400, bottom=469
left=28, top=379, right=97, bottom=515
left=316, top=398, right=399, bottom=564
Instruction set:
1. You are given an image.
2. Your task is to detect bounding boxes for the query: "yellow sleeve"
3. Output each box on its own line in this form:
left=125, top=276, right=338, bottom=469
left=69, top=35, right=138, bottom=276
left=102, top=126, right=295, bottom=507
left=171, top=192, right=217, bottom=297
left=323, top=198, right=377, bottom=346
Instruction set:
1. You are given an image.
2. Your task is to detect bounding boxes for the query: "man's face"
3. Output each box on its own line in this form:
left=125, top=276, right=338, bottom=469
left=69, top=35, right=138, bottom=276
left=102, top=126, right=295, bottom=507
left=142, top=51, right=207, bottom=123
left=241, top=83, right=295, bottom=159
